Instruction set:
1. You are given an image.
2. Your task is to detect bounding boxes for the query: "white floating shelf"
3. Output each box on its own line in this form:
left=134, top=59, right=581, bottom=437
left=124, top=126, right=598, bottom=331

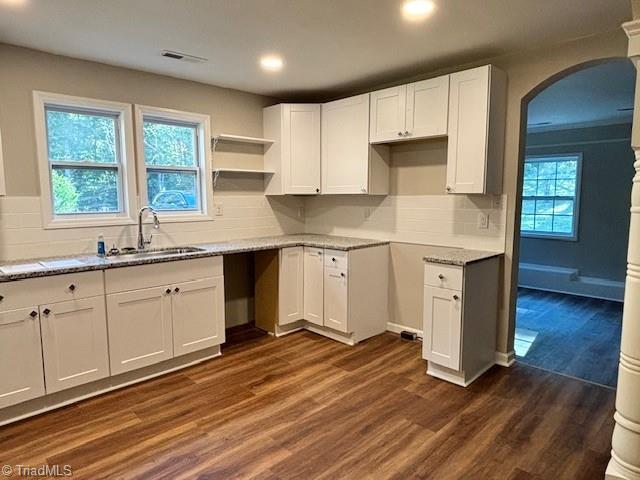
left=214, top=134, right=275, bottom=145
left=212, top=168, right=275, bottom=188
left=213, top=168, right=275, bottom=174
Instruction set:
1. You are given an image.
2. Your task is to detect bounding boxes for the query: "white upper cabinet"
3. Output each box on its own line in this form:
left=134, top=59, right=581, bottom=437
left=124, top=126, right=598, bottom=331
left=369, top=86, right=407, bottom=143
left=446, top=65, right=506, bottom=194
left=369, top=75, right=449, bottom=144
left=406, top=76, right=449, bottom=139
left=264, top=104, right=321, bottom=195
left=322, top=94, right=389, bottom=195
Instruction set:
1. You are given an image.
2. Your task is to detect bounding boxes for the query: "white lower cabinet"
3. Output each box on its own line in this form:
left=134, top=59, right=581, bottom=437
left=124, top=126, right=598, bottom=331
left=278, top=245, right=389, bottom=344
left=40, top=296, right=110, bottom=393
left=279, top=247, right=304, bottom=325
left=422, top=258, right=500, bottom=387
left=106, top=286, right=174, bottom=375
left=303, top=247, right=324, bottom=326
left=323, top=266, right=348, bottom=333
left=172, top=277, right=225, bottom=356
left=0, top=307, right=45, bottom=409
left=422, top=286, right=462, bottom=371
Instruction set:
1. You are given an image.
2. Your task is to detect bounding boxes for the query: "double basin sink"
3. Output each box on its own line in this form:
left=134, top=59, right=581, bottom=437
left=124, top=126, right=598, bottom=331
left=105, top=246, right=206, bottom=260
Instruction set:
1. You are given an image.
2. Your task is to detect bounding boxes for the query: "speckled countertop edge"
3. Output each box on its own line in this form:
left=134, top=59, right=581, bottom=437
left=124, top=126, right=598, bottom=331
left=422, top=249, right=503, bottom=266
left=0, top=234, right=389, bottom=282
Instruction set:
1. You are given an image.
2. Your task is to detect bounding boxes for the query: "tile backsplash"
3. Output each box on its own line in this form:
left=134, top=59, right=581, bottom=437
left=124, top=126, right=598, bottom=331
left=0, top=193, right=507, bottom=261
left=0, top=195, right=304, bottom=261
left=304, top=194, right=507, bottom=252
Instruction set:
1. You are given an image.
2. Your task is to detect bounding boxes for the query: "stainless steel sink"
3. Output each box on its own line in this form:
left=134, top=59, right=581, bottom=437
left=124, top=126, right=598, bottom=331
left=107, top=246, right=206, bottom=260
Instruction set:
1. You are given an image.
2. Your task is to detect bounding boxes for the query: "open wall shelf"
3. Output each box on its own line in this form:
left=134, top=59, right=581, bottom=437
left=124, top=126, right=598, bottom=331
left=212, top=168, right=275, bottom=188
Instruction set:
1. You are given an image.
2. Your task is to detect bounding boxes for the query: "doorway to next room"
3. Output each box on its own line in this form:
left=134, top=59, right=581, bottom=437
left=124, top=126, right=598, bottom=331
left=515, top=59, right=636, bottom=388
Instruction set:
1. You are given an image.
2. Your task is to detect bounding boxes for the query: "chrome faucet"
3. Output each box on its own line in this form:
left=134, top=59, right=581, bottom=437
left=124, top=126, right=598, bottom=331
left=137, top=206, right=160, bottom=250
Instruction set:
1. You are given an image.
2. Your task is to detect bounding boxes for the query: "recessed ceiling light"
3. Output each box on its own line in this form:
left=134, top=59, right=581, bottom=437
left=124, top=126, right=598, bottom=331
left=402, top=0, right=435, bottom=21
left=260, top=55, right=284, bottom=73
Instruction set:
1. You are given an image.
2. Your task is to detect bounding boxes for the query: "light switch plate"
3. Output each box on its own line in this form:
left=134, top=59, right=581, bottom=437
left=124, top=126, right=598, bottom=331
left=477, top=212, right=489, bottom=229
left=364, top=207, right=372, bottom=219
left=214, top=204, right=224, bottom=216
left=492, top=195, right=502, bottom=209
left=297, top=207, right=305, bottom=218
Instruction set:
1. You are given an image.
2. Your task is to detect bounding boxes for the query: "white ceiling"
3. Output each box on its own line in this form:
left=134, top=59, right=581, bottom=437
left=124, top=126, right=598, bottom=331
left=0, top=0, right=632, bottom=99
left=527, top=59, right=636, bottom=131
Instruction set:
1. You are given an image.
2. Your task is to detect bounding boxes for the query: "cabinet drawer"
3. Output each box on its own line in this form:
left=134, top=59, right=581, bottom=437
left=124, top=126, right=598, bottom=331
left=424, top=263, right=463, bottom=291
left=324, top=249, right=348, bottom=270
left=0, top=271, right=104, bottom=312
left=105, top=257, right=223, bottom=294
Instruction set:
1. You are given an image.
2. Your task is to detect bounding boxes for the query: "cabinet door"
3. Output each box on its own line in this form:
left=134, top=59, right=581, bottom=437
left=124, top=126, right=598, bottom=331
left=406, top=76, right=449, bottom=139
left=446, top=65, right=490, bottom=194
left=303, top=247, right=324, bottom=326
left=40, top=296, right=109, bottom=393
left=106, top=286, right=173, bottom=375
left=283, top=104, right=321, bottom=194
left=0, top=307, right=45, bottom=408
left=172, top=276, right=225, bottom=356
left=369, top=86, right=407, bottom=143
left=323, top=268, right=348, bottom=333
left=422, top=286, right=462, bottom=370
left=322, top=94, right=370, bottom=194
left=279, top=247, right=304, bottom=325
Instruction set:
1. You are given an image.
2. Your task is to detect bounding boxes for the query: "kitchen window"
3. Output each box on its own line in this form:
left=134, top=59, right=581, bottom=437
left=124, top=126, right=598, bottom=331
left=520, top=154, right=582, bottom=240
left=33, top=91, right=137, bottom=228
left=135, top=106, right=212, bottom=220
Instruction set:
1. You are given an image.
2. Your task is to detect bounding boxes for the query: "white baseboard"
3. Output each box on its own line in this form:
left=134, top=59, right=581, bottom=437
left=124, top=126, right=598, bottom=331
left=386, top=322, right=423, bottom=338
left=495, top=350, right=516, bottom=367
left=519, top=262, right=624, bottom=302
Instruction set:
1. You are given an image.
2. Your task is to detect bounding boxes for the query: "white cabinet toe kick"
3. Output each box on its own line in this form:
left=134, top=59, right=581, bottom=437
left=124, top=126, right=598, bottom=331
left=422, top=257, right=500, bottom=387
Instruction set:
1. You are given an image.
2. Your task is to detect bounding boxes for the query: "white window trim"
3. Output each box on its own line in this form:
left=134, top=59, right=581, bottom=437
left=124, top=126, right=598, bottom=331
left=33, top=91, right=137, bottom=229
left=134, top=105, right=213, bottom=223
left=521, top=153, right=582, bottom=242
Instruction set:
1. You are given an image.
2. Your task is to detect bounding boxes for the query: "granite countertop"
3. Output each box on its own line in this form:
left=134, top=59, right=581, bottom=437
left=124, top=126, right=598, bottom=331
left=421, top=246, right=503, bottom=266
left=0, top=234, right=389, bottom=282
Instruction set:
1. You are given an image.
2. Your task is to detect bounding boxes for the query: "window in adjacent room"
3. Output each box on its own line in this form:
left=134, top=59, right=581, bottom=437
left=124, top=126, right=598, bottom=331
left=135, top=106, right=212, bottom=220
left=520, top=154, right=582, bottom=240
left=33, top=91, right=137, bottom=228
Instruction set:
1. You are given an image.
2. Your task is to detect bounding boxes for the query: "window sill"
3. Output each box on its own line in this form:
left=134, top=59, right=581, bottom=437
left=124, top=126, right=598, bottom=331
left=44, top=216, right=137, bottom=230
left=521, top=232, right=577, bottom=242
left=146, top=213, right=214, bottom=224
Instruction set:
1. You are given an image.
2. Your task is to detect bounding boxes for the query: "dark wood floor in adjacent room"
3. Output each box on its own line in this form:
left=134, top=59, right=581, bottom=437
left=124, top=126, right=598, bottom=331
left=0, top=326, right=615, bottom=480
left=516, top=287, right=622, bottom=387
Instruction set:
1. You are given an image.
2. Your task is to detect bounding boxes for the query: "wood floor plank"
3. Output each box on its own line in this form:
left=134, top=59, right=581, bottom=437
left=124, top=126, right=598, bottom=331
left=0, top=327, right=615, bottom=479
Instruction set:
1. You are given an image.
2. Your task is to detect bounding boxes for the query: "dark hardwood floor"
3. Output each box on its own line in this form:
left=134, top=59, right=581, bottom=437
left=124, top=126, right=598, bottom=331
left=516, top=287, right=622, bottom=388
left=0, top=326, right=615, bottom=479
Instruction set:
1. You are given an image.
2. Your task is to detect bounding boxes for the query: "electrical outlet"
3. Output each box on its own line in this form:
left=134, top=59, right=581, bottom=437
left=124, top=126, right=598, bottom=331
left=477, top=212, right=489, bottom=229
left=492, top=195, right=502, bottom=209
left=297, top=206, right=305, bottom=218
left=214, top=204, right=224, bottom=216
left=364, top=207, right=372, bottom=219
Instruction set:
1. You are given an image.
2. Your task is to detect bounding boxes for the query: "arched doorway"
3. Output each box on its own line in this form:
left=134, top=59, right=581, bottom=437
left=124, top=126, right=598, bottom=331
left=511, top=57, right=636, bottom=387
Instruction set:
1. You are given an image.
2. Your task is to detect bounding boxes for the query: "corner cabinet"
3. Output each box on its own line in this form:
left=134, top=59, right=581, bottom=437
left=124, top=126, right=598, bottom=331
left=277, top=244, right=389, bottom=344
left=321, top=94, right=389, bottom=195
left=446, top=65, right=507, bottom=194
left=422, top=257, right=500, bottom=387
left=369, top=76, right=449, bottom=143
left=263, top=103, right=321, bottom=195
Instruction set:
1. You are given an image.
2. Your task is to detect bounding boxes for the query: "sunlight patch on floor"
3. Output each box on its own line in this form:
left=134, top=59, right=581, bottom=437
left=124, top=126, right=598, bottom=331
left=515, top=327, right=539, bottom=357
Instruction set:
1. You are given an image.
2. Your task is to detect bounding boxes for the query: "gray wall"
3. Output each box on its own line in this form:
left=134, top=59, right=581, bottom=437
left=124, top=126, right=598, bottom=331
left=519, top=123, right=634, bottom=282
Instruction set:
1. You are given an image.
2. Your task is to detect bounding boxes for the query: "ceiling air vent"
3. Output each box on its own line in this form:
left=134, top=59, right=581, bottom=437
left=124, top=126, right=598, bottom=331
left=161, top=50, right=208, bottom=64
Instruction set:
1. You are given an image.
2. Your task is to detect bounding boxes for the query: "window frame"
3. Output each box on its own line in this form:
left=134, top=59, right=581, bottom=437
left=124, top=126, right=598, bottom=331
left=33, top=91, right=138, bottom=229
left=134, top=105, right=213, bottom=223
left=520, top=153, right=583, bottom=241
